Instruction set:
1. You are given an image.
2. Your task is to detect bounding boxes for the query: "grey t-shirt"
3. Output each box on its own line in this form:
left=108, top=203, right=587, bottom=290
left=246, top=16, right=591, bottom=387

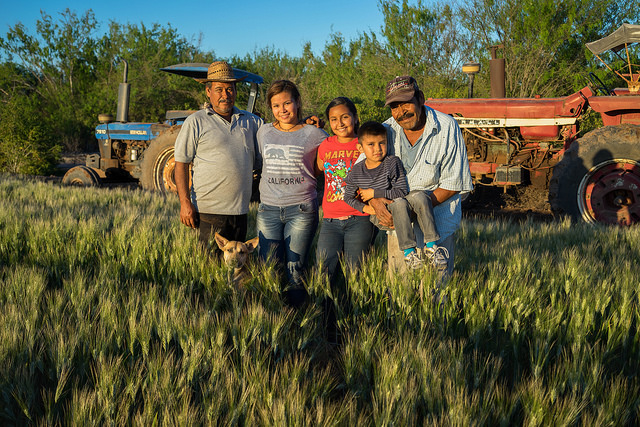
left=174, top=106, right=263, bottom=215
left=257, top=124, right=327, bottom=206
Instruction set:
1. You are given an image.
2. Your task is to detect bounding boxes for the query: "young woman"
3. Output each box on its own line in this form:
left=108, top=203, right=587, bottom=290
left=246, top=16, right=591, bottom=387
left=256, top=80, right=328, bottom=307
left=315, top=97, right=376, bottom=281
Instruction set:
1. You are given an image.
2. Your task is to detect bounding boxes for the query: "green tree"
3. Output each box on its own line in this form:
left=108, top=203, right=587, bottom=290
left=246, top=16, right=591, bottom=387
left=378, top=0, right=471, bottom=98
left=298, top=32, right=396, bottom=123
left=0, top=92, right=61, bottom=175
left=0, top=8, right=211, bottom=165
left=94, top=21, right=212, bottom=123
left=235, top=33, right=395, bottom=126
left=0, top=9, right=100, bottom=151
left=457, top=0, right=639, bottom=97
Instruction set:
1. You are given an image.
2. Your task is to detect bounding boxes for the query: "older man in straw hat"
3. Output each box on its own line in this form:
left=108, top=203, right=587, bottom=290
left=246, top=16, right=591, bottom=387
left=175, top=61, right=263, bottom=252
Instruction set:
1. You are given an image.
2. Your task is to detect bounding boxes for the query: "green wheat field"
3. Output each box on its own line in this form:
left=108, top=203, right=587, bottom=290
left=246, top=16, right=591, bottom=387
left=1, top=175, right=639, bottom=425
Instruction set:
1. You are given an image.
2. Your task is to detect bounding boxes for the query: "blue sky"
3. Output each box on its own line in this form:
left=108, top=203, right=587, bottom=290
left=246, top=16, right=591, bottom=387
left=0, top=0, right=386, bottom=59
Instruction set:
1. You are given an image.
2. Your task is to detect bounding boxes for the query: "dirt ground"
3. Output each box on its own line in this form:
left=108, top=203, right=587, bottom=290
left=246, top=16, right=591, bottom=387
left=59, top=152, right=91, bottom=169
left=462, top=185, right=555, bottom=222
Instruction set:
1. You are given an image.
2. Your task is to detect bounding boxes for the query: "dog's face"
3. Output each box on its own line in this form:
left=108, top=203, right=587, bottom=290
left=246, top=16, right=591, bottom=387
left=214, top=233, right=259, bottom=268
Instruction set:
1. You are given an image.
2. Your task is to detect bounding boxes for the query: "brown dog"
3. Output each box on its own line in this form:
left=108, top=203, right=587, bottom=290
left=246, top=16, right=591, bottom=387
left=214, top=233, right=259, bottom=287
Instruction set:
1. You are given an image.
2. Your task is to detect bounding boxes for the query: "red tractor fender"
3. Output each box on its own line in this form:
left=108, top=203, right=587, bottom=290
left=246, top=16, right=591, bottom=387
left=587, top=96, right=640, bottom=126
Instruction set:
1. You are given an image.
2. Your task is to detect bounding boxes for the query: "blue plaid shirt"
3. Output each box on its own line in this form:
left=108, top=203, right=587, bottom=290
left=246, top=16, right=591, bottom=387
left=383, top=106, right=473, bottom=240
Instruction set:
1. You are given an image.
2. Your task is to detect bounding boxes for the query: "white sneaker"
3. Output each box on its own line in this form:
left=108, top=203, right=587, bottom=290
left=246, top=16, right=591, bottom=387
left=424, top=245, right=449, bottom=270
left=403, top=250, right=423, bottom=270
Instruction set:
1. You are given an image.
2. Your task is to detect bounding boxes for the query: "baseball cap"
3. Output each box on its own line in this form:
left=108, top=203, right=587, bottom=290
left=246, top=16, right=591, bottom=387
left=385, top=76, right=419, bottom=106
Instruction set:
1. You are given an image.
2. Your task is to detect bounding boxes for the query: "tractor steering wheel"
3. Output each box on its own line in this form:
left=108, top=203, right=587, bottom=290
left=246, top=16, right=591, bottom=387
left=587, top=72, right=614, bottom=96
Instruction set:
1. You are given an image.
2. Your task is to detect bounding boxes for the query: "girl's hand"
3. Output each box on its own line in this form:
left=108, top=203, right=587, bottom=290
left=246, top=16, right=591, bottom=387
left=305, top=115, right=325, bottom=129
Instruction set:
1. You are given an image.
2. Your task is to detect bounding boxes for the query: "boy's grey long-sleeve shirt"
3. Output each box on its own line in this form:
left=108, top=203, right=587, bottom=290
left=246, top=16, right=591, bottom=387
left=343, top=155, right=408, bottom=213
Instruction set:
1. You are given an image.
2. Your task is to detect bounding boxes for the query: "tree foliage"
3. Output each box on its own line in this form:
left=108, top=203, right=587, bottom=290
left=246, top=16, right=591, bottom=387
left=380, top=0, right=471, bottom=98
left=0, top=10, right=100, bottom=152
left=295, top=32, right=395, bottom=123
left=0, top=8, right=209, bottom=173
left=97, top=21, right=212, bottom=123
left=457, top=0, right=638, bottom=97
left=0, top=93, right=61, bottom=175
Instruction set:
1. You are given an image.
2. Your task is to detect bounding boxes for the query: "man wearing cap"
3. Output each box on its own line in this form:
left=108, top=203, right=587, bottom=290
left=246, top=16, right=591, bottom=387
left=174, top=61, right=263, bottom=250
left=369, top=76, right=473, bottom=276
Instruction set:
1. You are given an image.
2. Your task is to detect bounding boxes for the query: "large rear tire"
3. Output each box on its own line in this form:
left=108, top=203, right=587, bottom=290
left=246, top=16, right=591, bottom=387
left=62, top=166, right=102, bottom=187
left=139, top=127, right=181, bottom=193
left=549, top=124, right=640, bottom=225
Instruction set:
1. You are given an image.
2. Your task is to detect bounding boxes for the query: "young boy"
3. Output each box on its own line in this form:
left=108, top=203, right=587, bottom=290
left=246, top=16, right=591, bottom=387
left=343, top=121, right=448, bottom=270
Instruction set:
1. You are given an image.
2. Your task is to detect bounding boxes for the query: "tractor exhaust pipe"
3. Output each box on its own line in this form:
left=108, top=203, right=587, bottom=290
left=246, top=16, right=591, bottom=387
left=462, top=62, right=480, bottom=98
left=489, top=45, right=505, bottom=98
left=116, top=59, right=130, bottom=123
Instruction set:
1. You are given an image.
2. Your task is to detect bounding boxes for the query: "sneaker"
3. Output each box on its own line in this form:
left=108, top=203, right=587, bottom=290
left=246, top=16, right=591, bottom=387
left=424, top=245, right=449, bottom=270
left=403, top=250, right=424, bottom=270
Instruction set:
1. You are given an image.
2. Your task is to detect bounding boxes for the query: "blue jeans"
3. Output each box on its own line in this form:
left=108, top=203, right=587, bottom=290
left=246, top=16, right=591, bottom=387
left=316, top=215, right=376, bottom=280
left=382, top=190, right=440, bottom=251
left=257, top=201, right=319, bottom=301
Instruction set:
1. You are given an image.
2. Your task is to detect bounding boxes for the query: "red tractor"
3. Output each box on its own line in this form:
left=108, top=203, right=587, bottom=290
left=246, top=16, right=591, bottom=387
left=425, top=24, right=640, bottom=225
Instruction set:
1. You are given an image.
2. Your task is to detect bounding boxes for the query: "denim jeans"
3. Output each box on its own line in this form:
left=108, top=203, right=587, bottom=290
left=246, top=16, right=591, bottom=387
left=438, top=233, right=455, bottom=278
left=316, top=215, right=376, bottom=280
left=257, top=201, right=319, bottom=303
left=387, top=190, right=440, bottom=251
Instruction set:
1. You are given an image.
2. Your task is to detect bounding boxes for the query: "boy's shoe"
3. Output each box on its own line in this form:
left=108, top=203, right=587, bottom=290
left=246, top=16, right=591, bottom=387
left=404, top=250, right=424, bottom=270
left=424, top=245, right=449, bottom=271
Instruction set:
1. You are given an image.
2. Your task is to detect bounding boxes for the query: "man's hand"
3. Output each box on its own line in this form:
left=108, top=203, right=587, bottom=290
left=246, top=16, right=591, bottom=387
left=362, top=205, right=376, bottom=215
left=304, top=115, right=325, bottom=129
left=369, top=197, right=394, bottom=227
left=431, top=188, right=459, bottom=206
left=180, top=201, right=198, bottom=229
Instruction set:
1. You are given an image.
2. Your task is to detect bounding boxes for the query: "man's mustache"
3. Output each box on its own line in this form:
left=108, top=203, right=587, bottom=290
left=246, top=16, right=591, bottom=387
left=397, top=112, right=415, bottom=121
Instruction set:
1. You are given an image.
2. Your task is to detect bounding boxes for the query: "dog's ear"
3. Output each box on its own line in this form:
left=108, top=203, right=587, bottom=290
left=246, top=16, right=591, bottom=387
left=214, top=233, right=229, bottom=250
left=245, top=236, right=259, bottom=253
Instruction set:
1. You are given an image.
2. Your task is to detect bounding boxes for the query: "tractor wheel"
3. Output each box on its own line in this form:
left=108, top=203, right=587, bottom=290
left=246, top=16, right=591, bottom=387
left=62, top=166, right=102, bottom=187
left=139, top=127, right=181, bottom=193
left=549, top=124, right=640, bottom=225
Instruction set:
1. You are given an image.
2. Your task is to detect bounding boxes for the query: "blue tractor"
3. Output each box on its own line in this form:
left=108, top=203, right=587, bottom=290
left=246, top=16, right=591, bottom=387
left=62, top=62, right=263, bottom=192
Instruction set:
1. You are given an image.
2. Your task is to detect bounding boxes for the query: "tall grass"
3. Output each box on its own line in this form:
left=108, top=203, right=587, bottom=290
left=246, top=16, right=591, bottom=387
left=1, top=175, right=639, bottom=424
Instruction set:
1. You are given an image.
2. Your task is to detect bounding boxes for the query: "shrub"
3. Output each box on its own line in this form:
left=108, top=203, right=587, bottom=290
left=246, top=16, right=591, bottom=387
left=0, top=93, right=61, bottom=175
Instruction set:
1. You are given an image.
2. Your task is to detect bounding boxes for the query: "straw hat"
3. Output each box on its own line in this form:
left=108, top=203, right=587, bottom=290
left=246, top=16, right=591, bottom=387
left=194, top=61, right=247, bottom=83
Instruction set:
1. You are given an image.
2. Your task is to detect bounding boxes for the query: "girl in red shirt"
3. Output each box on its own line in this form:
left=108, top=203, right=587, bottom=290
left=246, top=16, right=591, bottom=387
left=315, top=97, right=376, bottom=281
